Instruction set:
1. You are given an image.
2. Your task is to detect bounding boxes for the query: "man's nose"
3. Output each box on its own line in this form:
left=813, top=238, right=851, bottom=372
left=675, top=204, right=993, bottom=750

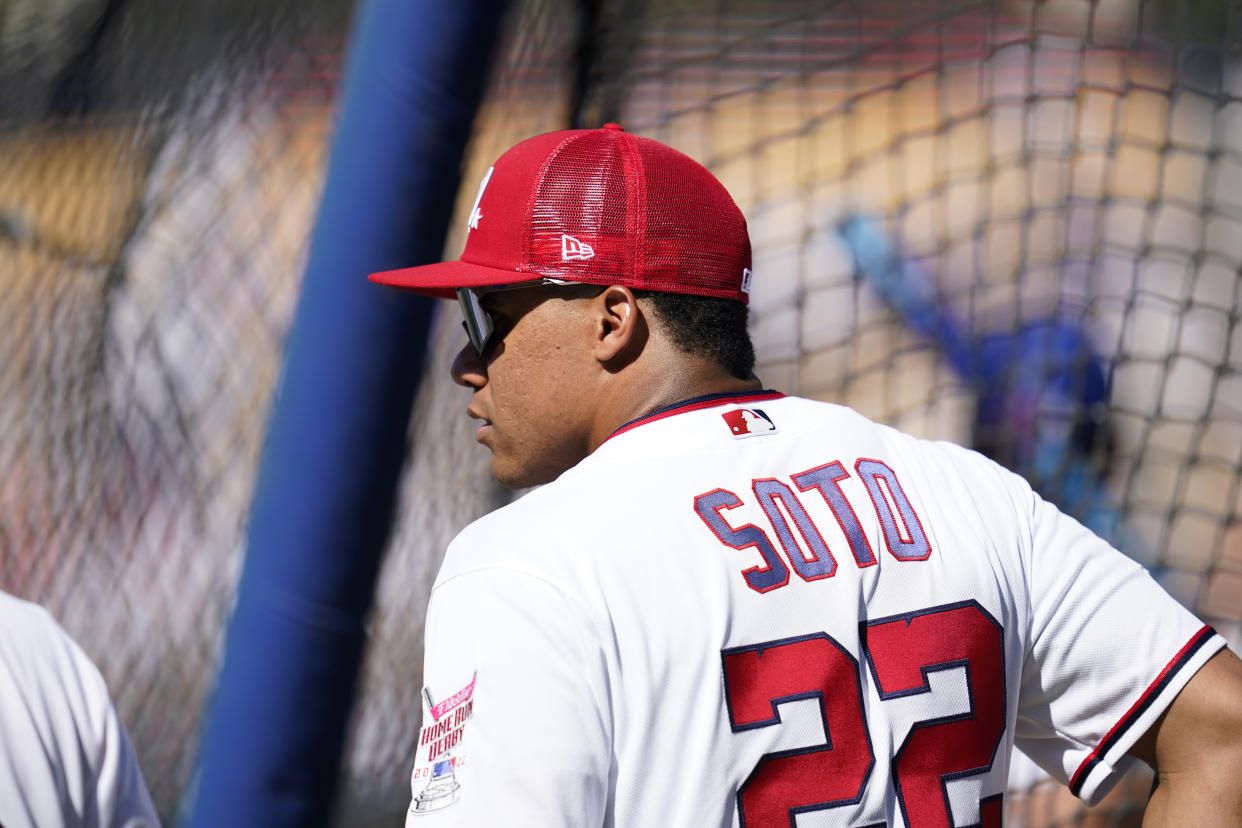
left=450, top=343, right=487, bottom=389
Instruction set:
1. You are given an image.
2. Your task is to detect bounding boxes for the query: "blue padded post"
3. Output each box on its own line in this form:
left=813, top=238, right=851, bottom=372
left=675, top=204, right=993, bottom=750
left=188, top=0, right=510, bottom=824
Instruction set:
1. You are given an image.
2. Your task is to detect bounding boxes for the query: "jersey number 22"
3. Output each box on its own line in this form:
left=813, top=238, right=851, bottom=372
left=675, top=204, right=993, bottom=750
left=721, top=601, right=1005, bottom=828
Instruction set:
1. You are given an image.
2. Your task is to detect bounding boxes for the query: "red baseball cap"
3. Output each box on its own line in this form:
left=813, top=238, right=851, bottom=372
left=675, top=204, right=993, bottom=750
left=369, top=124, right=753, bottom=304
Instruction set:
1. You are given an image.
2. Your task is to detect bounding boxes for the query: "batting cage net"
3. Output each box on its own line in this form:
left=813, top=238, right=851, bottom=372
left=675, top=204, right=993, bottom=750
left=1, top=0, right=1239, bottom=824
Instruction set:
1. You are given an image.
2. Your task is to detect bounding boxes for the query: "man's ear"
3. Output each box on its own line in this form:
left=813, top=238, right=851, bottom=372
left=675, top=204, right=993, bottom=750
left=591, top=285, right=646, bottom=365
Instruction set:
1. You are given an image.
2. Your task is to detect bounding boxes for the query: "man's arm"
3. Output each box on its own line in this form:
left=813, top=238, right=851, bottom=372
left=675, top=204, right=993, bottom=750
left=410, top=567, right=611, bottom=826
left=1127, top=648, right=1242, bottom=825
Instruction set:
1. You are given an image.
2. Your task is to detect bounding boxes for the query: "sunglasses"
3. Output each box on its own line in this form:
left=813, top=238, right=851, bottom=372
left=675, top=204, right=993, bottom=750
left=455, top=278, right=583, bottom=357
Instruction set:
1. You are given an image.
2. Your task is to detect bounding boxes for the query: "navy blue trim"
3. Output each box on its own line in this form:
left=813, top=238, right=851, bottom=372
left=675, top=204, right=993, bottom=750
left=611, top=389, right=784, bottom=435
left=1069, top=625, right=1217, bottom=797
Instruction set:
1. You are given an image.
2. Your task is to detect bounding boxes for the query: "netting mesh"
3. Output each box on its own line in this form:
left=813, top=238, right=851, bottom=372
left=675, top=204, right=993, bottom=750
left=0, top=0, right=351, bottom=816
left=1, top=0, right=1238, bottom=825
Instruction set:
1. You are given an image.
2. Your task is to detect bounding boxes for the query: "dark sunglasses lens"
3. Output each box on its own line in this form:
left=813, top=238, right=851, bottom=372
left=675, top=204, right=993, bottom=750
left=456, top=288, right=494, bottom=355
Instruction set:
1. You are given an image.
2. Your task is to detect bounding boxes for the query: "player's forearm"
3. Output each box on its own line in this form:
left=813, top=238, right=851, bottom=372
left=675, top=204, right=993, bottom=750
left=1129, top=649, right=1242, bottom=826
left=1142, top=768, right=1242, bottom=827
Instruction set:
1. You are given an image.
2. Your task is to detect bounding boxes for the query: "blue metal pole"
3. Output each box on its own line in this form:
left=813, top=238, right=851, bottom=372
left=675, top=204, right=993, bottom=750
left=188, top=0, right=510, bottom=824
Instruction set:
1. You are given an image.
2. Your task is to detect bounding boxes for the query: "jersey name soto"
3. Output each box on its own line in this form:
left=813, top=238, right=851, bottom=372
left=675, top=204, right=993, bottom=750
left=694, top=456, right=930, bottom=593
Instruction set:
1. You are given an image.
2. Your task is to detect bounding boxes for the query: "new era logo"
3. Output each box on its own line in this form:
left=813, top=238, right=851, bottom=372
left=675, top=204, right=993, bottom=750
left=561, top=234, right=595, bottom=261
left=467, top=166, right=493, bottom=232
left=722, top=408, right=776, bottom=438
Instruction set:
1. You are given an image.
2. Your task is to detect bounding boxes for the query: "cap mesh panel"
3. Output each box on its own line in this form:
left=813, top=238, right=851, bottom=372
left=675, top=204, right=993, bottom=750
left=641, top=139, right=750, bottom=298
left=528, top=133, right=633, bottom=281
left=526, top=130, right=750, bottom=300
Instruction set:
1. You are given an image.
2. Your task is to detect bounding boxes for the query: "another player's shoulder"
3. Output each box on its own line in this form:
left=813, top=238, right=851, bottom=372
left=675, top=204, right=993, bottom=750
left=0, top=591, right=72, bottom=658
left=0, top=591, right=102, bottom=689
left=0, top=589, right=51, bottom=625
left=0, top=591, right=116, bottom=759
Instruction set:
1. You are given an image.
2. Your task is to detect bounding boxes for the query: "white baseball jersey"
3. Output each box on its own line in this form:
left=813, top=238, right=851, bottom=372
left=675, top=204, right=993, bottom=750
left=0, top=591, right=160, bottom=828
left=407, top=392, right=1224, bottom=827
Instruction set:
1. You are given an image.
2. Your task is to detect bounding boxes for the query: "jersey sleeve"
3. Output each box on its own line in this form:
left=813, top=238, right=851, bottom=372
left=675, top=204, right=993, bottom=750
left=405, top=565, right=611, bottom=827
left=1014, top=492, right=1226, bottom=805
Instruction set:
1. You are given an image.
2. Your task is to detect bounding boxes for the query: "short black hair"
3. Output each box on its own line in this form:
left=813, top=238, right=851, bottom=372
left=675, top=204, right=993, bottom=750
left=632, top=290, right=756, bottom=380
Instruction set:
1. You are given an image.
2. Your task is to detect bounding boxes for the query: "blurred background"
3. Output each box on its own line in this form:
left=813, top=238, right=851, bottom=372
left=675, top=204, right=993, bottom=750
left=1, top=0, right=1239, bottom=825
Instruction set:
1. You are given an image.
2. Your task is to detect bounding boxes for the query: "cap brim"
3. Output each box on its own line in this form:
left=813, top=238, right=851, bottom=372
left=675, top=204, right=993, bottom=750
left=369, top=259, right=534, bottom=299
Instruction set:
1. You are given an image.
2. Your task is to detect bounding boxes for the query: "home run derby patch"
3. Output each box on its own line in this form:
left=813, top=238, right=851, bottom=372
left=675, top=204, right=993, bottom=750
left=722, top=407, right=777, bottom=438
left=407, top=673, right=476, bottom=818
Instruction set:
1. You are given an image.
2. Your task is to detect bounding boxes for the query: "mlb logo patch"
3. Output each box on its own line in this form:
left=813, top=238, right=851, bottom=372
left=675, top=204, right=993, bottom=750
left=722, top=408, right=777, bottom=438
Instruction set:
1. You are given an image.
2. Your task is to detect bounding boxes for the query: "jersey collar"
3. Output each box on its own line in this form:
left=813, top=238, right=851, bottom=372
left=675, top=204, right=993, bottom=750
left=604, top=389, right=785, bottom=445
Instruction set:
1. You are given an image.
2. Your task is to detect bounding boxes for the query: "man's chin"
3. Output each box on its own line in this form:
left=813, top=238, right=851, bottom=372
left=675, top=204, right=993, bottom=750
left=490, top=457, right=565, bottom=491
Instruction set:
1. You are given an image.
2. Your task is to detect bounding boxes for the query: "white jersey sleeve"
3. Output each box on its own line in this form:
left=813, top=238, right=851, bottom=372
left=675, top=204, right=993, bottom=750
left=0, top=591, right=161, bottom=828
left=1013, top=487, right=1224, bottom=804
left=406, top=561, right=611, bottom=827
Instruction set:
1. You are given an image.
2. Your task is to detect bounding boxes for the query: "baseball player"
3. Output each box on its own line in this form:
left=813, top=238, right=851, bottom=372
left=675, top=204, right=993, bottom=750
left=0, top=590, right=160, bottom=827
left=371, top=124, right=1242, bottom=826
